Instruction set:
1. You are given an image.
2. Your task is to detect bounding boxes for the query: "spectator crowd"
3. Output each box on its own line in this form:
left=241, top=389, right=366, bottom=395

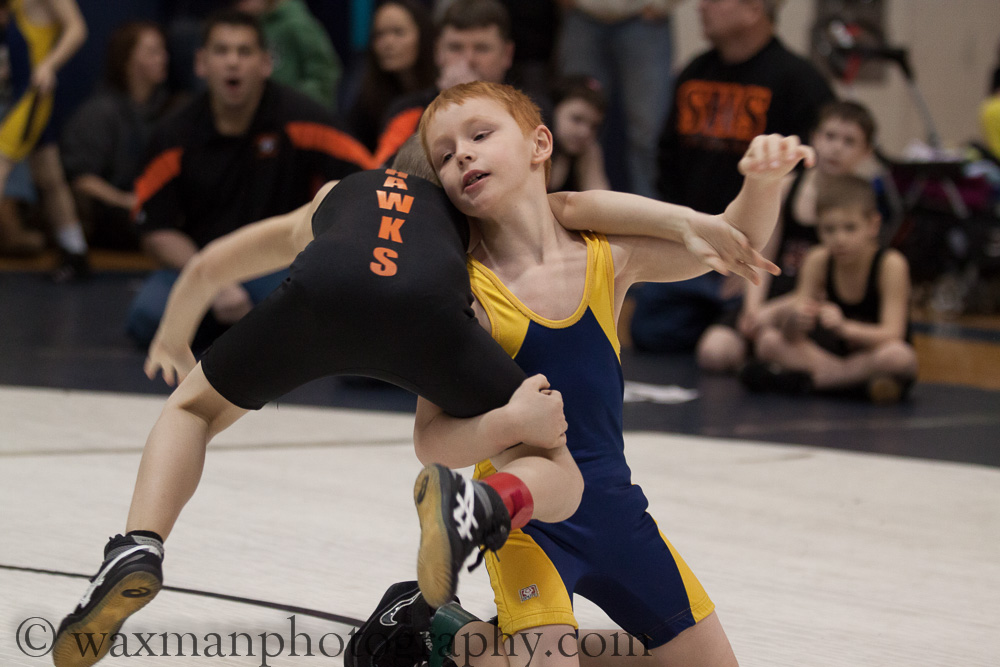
left=11, top=0, right=988, bottom=403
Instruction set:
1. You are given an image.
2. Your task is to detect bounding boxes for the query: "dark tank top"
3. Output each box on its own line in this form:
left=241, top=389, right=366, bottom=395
left=825, top=247, right=886, bottom=324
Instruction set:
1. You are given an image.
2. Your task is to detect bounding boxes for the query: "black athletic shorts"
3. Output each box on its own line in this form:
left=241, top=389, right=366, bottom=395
left=201, top=169, right=525, bottom=417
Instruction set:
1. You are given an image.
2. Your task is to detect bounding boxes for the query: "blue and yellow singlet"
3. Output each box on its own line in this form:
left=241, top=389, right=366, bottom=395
left=470, top=232, right=714, bottom=648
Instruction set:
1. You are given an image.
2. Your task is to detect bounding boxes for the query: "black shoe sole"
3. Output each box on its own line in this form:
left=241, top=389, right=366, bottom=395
left=414, top=464, right=457, bottom=609
left=52, top=569, right=161, bottom=667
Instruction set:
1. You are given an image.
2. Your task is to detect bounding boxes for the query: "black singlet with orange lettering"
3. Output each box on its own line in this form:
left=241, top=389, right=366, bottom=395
left=201, top=169, right=526, bottom=416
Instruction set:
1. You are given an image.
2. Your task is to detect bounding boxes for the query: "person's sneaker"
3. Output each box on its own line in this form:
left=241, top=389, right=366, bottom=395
left=739, top=360, right=813, bottom=395
left=52, top=534, right=163, bottom=667
left=866, top=374, right=914, bottom=404
left=345, top=581, right=479, bottom=667
left=50, top=250, right=92, bottom=283
left=413, top=464, right=510, bottom=608
left=345, top=581, right=437, bottom=667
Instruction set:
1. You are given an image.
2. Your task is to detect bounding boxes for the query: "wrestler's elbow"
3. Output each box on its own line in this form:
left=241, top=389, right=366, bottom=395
left=188, top=243, right=226, bottom=288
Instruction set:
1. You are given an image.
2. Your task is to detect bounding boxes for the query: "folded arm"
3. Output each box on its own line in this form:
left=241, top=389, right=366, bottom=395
left=413, top=375, right=567, bottom=469
left=600, top=135, right=814, bottom=288
left=549, top=135, right=812, bottom=287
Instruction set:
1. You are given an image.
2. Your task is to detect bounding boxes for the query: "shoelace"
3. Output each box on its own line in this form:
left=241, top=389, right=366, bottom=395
left=466, top=545, right=500, bottom=573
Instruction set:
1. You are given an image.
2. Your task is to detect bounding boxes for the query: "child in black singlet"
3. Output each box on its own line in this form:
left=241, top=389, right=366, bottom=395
left=745, top=174, right=918, bottom=403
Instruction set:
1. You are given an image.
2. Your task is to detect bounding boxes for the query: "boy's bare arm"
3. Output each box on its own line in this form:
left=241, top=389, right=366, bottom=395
left=413, top=376, right=567, bottom=469
left=783, top=247, right=828, bottom=337
left=740, top=174, right=795, bottom=315
left=722, top=135, right=815, bottom=249
left=608, top=135, right=814, bottom=287
left=794, top=248, right=829, bottom=302
left=549, top=190, right=776, bottom=285
left=144, top=181, right=337, bottom=385
left=549, top=189, right=692, bottom=241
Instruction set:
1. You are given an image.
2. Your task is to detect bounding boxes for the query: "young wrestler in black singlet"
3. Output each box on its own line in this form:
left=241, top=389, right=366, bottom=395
left=203, top=168, right=525, bottom=416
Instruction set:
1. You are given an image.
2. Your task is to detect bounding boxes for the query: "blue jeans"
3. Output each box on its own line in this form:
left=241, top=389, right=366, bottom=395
left=557, top=10, right=674, bottom=198
left=126, top=268, right=289, bottom=349
left=629, top=274, right=742, bottom=353
left=3, top=160, right=36, bottom=201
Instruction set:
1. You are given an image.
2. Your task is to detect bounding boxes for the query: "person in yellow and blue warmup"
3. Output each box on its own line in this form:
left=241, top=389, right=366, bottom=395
left=0, top=0, right=90, bottom=279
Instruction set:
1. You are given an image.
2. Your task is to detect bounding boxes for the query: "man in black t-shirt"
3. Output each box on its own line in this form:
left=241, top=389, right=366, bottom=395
left=126, top=10, right=372, bottom=348
left=631, top=0, right=835, bottom=353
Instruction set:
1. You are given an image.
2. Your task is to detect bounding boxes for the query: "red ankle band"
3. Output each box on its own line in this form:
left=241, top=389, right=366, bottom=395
left=484, top=473, right=534, bottom=530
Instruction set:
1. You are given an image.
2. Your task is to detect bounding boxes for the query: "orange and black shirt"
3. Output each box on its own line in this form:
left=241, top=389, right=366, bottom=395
left=133, top=81, right=374, bottom=248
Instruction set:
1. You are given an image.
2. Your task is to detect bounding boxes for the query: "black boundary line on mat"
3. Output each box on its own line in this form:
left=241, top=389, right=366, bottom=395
left=0, top=564, right=363, bottom=626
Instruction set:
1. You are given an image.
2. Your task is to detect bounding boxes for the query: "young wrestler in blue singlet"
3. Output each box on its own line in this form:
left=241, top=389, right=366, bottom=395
left=401, top=82, right=814, bottom=667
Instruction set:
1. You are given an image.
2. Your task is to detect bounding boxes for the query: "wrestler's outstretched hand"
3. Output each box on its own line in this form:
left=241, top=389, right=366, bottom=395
left=681, top=213, right=780, bottom=285
left=508, top=374, right=568, bottom=449
left=739, top=133, right=815, bottom=181
left=144, top=334, right=196, bottom=387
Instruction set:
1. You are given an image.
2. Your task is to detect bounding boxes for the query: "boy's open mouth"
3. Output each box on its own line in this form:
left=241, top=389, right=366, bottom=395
left=463, top=170, right=489, bottom=190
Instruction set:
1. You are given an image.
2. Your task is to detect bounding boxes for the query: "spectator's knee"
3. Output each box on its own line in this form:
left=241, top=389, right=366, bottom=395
left=876, top=341, right=919, bottom=379
left=754, top=327, right=785, bottom=362
left=696, top=327, right=745, bottom=373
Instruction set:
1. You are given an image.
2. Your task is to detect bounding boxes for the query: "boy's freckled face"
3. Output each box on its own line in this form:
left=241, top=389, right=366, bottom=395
left=426, top=97, right=532, bottom=216
left=811, top=118, right=870, bottom=175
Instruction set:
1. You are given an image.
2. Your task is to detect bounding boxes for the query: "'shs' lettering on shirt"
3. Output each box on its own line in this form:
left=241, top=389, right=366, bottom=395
left=675, top=81, right=773, bottom=145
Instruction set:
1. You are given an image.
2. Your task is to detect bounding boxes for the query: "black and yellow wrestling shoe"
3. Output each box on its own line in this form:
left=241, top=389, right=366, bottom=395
left=413, top=464, right=510, bottom=609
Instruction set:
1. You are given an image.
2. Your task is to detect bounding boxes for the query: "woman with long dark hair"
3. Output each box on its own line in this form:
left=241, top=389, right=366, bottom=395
left=343, top=0, right=436, bottom=151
